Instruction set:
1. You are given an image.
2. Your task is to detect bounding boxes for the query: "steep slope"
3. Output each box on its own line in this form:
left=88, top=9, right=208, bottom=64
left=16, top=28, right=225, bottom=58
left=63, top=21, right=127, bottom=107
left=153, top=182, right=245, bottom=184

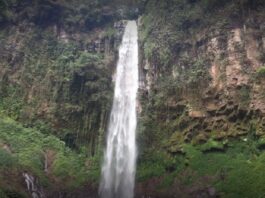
left=0, top=0, right=126, bottom=156
left=1, top=0, right=265, bottom=197
left=0, top=0, right=137, bottom=196
left=0, top=114, right=101, bottom=197
left=136, top=0, right=265, bottom=197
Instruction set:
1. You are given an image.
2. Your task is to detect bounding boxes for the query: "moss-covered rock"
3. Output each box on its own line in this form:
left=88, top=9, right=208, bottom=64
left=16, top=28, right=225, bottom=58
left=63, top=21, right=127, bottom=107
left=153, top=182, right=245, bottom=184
left=199, top=138, right=227, bottom=152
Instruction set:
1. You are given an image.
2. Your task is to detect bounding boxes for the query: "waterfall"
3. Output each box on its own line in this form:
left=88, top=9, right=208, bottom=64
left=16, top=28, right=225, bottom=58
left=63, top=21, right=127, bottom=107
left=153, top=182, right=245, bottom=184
left=99, top=21, right=139, bottom=198
left=22, top=172, right=45, bottom=198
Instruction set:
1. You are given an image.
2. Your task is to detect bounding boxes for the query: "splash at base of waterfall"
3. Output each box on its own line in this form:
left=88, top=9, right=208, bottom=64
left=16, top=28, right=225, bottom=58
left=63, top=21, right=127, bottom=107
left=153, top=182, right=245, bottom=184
left=99, top=20, right=139, bottom=198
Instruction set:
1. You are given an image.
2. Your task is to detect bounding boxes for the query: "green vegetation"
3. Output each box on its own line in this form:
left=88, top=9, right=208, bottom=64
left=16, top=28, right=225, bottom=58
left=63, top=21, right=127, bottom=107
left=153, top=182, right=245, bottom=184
left=256, top=66, right=265, bottom=78
left=199, top=138, right=226, bottom=152
left=137, top=138, right=265, bottom=196
left=0, top=0, right=140, bottom=30
left=0, top=148, right=16, bottom=168
left=0, top=115, right=101, bottom=192
left=0, top=0, right=265, bottom=196
left=0, top=0, right=108, bottom=30
left=137, top=150, right=178, bottom=181
left=0, top=20, right=113, bottom=155
left=0, top=189, right=27, bottom=198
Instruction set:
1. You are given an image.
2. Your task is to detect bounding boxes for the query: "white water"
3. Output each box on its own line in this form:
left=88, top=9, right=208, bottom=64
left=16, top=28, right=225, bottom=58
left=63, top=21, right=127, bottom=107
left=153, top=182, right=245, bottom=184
left=22, top=172, right=44, bottom=198
left=99, top=21, right=139, bottom=198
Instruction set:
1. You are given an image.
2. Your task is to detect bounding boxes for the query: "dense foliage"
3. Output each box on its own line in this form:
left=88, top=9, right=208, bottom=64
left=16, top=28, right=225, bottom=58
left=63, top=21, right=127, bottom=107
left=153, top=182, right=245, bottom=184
left=0, top=114, right=101, bottom=196
left=0, top=0, right=265, bottom=197
left=137, top=138, right=265, bottom=197
left=137, top=0, right=265, bottom=196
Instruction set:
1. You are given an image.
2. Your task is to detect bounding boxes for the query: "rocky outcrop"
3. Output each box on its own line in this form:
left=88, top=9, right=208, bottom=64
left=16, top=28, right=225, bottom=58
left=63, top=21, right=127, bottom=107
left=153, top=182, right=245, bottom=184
left=139, top=1, right=265, bottom=152
left=136, top=2, right=265, bottom=196
left=0, top=12, right=127, bottom=157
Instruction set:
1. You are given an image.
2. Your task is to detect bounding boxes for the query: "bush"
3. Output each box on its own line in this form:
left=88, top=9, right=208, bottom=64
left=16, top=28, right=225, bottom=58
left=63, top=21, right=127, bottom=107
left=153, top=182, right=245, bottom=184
left=137, top=150, right=177, bottom=181
left=75, top=52, right=102, bottom=67
left=256, top=66, right=265, bottom=78
left=199, top=139, right=225, bottom=152
left=0, top=149, right=15, bottom=168
left=0, top=116, right=99, bottom=187
left=136, top=136, right=265, bottom=196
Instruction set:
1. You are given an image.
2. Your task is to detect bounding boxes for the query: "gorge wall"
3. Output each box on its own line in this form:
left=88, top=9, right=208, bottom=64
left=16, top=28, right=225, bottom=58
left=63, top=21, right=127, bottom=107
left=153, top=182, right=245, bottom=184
left=136, top=0, right=265, bottom=197
left=139, top=0, right=265, bottom=154
left=0, top=0, right=265, bottom=197
left=0, top=0, right=131, bottom=156
left=0, top=0, right=135, bottom=196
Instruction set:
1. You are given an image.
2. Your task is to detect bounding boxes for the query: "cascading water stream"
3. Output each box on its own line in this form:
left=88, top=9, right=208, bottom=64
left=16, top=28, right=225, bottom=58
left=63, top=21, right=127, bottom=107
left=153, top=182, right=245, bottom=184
left=99, top=21, right=138, bottom=198
left=22, top=172, right=44, bottom=198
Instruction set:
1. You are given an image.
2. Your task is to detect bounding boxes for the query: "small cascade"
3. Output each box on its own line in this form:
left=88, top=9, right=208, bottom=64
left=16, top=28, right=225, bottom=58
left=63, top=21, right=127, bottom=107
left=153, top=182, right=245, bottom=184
left=23, top=172, right=45, bottom=198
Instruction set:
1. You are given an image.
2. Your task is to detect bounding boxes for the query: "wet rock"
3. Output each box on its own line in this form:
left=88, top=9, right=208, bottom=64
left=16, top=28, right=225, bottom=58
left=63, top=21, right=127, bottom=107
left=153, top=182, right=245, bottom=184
left=114, top=20, right=127, bottom=47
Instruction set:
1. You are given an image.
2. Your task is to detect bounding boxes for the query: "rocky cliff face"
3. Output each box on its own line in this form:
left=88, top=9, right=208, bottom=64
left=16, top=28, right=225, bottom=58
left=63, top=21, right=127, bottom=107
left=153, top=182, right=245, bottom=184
left=0, top=1, right=133, bottom=197
left=1, top=0, right=265, bottom=197
left=136, top=0, right=265, bottom=197
left=139, top=0, right=265, bottom=148
left=0, top=2, right=134, bottom=157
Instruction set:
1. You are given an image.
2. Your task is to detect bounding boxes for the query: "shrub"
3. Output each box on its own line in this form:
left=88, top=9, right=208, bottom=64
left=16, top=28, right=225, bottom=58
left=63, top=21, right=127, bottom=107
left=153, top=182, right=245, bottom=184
left=0, top=149, right=15, bottom=168
left=256, top=66, right=265, bottom=78
left=75, top=52, right=102, bottom=67
left=0, top=116, right=98, bottom=187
